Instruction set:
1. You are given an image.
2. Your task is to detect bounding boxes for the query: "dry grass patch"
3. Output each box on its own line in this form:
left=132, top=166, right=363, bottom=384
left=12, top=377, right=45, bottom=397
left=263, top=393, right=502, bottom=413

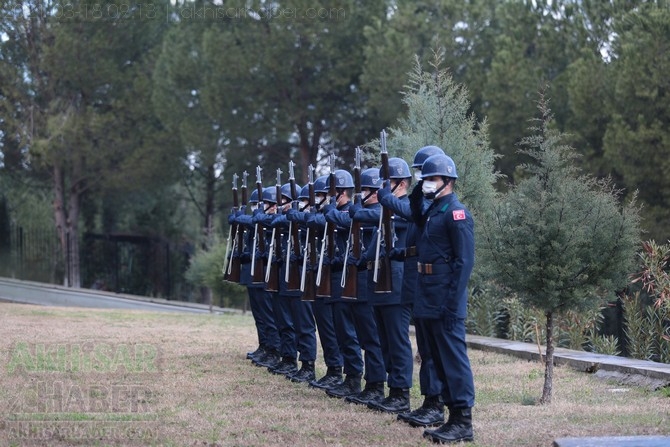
left=0, top=303, right=668, bottom=446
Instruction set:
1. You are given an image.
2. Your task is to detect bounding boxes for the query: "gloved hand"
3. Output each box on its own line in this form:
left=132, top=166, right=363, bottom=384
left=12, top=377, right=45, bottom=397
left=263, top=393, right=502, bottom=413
left=227, top=212, right=237, bottom=225
left=289, top=253, right=303, bottom=264
left=285, top=208, right=301, bottom=222
left=409, top=181, right=425, bottom=225
left=348, top=203, right=362, bottom=218
left=388, top=247, right=406, bottom=261
left=322, top=202, right=336, bottom=214
left=306, top=214, right=323, bottom=230
left=377, top=180, right=392, bottom=202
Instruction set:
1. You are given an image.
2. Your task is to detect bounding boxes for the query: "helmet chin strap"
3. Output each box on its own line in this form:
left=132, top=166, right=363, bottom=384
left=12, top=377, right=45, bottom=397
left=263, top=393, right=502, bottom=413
left=424, top=179, right=448, bottom=200
left=361, top=191, right=374, bottom=204
left=390, top=181, right=400, bottom=194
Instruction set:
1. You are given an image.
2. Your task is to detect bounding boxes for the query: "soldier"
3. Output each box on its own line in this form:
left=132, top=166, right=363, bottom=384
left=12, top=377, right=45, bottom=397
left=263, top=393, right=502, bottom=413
left=328, top=168, right=386, bottom=406
left=252, top=187, right=300, bottom=376
left=379, top=146, right=447, bottom=427
left=270, top=182, right=318, bottom=383
left=411, top=153, right=476, bottom=444
left=313, top=171, right=364, bottom=392
left=232, top=189, right=281, bottom=369
left=351, top=157, right=414, bottom=414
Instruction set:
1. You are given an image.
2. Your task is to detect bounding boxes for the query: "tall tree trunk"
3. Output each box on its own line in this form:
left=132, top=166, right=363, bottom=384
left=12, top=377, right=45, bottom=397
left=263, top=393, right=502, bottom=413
left=199, top=164, right=216, bottom=309
left=53, top=161, right=83, bottom=288
left=540, top=310, right=555, bottom=404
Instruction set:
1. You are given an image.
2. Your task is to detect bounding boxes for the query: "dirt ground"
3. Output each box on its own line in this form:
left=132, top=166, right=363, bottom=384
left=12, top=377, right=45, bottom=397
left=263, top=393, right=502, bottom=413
left=1, top=303, right=669, bottom=447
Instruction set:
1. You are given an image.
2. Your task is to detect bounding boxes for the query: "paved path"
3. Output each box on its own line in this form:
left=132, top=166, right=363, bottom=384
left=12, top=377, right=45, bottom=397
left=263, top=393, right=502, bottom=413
left=2, top=277, right=669, bottom=384
left=0, top=277, right=233, bottom=314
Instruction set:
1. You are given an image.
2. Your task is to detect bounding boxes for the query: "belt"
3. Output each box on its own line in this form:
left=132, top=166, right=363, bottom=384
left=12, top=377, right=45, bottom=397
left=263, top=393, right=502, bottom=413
left=406, top=246, right=417, bottom=258
left=417, top=262, right=434, bottom=274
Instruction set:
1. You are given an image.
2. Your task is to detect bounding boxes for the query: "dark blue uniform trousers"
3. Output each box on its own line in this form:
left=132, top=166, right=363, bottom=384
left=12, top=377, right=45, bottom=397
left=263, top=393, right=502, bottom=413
left=373, top=303, right=413, bottom=389
left=420, top=316, right=475, bottom=409
left=414, top=318, right=444, bottom=396
left=273, top=292, right=296, bottom=358
left=249, top=286, right=279, bottom=351
left=312, top=298, right=343, bottom=368
left=289, top=296, right=317, bottom=362
left=332, top=301, right=364, bottom=376
left=414, top=317, right=442, bottom=397
left=351, top=301, right=386, bottom=383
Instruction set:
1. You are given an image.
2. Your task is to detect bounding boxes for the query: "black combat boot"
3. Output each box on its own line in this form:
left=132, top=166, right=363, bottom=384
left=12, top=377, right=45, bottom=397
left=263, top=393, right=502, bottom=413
left=397, top=395, right=444, bottom=427
left=345, top=381, right=385, bottom=406
left=252, top=349, right=280, bottom=368
left=309, top=366, right=343, bottom=390
left=268, top=357, right=298, bottom=376
left=246, top=345, right=264, bottom=360
left=423, top=408, right=473, bottom=444
left=325, top=374, right=362, bottom=398
left=368, top=387, right=410, bottom=413
left=288, top=360, right=316, bottom=383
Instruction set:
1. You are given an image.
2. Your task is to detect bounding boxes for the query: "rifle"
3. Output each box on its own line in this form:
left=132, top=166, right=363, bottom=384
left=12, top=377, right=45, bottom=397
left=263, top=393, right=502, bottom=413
left=264, top=168, right=282, bottom=292
left=251, top=166, right=266, bottom=284
left=285, top=160, right=302, bottom=291
left=223, top=173, right=240, bottom=283
left=300, top=164, right=317, bottom=302
left=374, top=130, right=393, bottom=293
left=316, top=154, right=335, bottom=298
left=341, top=147, right=361, bottom=299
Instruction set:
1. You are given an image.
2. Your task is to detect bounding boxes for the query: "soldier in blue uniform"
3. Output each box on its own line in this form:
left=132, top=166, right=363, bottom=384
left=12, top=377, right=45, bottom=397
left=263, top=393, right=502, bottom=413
left=328, top=168, right=386, bottom=405
left=252, top=187, right=301, bottom=377
left=297, top=173, right=365, bottom=395
left=411, top=153, right=476, bottom=444
left=269, top=182, right=318, bottom=383
left=232, top=189, right=281, bottom=368
left=287, top=176, right=350, bottom=389
left=379, top=146, right=447, bottom=427
left=351, top=158, right=414, bottom=414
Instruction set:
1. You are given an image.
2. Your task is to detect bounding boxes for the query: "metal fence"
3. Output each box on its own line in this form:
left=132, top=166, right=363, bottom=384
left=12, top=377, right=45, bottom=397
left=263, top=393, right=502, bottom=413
left=0, top=223, right=192, bottom=300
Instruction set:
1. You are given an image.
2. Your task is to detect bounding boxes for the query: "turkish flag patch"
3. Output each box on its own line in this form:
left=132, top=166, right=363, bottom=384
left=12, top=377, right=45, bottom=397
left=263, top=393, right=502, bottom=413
left=452, top=210, right=466, bottom=221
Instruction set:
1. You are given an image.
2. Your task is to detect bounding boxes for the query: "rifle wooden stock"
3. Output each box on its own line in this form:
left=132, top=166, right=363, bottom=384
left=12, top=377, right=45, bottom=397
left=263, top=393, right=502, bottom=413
left=251, top=181, right=266, bottom=284
left=342, top=161, right=361, bottom=300
left=224, top=178, right=241, bottom=283
left=302, top=172, right=317, bottom=302
left=286, top=170, right=301, bottom=291
left=265, top=174, right=283, bottom=292
left=229, top=180, right=247, bottom=282
left=375, top=139, right=393, bottom=293
left=316, top=167, right=336, bottom=297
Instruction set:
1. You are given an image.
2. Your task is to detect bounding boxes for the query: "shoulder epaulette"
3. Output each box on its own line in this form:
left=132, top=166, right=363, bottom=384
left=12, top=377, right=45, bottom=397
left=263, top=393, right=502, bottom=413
left=439, top=203, right=450, bottom=213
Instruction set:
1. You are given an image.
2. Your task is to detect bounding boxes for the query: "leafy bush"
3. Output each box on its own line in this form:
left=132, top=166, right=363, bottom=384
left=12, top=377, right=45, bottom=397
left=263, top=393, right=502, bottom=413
left=184, top=240, right=247, bottom=309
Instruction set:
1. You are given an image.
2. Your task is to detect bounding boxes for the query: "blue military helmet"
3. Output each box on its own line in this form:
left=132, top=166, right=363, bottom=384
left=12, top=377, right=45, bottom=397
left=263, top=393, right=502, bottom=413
left=361, top=168, right=382, bottom=189
left=262, top=186, right=277, bottom=204
left=387, top=157, right=411, bottom=179
left=412, top=145, right=445, bottom=168
left=249, top=188, right=259, bottom=204
left=280, top=182, right=300, bottom=201
left=325, top=169, right=355, bottom=189
left=313, top=175, right=329, bottom=194
left=298, top=184, right=310, bottom=200
left=421, top=154, right=458, bottom=179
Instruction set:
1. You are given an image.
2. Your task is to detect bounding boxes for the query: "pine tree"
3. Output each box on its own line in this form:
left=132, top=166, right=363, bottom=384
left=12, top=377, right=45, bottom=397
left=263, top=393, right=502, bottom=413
left=388, top=49, right=500, bottom=219
left=479, top=92, right=641, bottom=404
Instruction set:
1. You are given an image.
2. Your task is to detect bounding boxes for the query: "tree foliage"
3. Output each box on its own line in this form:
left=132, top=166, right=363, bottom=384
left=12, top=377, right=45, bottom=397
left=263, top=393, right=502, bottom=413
left=389, top=50, right=499, bottom=217
left=480, top=94, right=641, bottom=403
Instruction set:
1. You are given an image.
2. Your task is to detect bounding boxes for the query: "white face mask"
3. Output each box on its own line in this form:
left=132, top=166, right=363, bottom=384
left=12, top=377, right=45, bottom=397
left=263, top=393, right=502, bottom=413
left=422, top=180, right=439, bottom=195
left=299, top=200, right=309, bottom=211
left=250, top=204, right=259, bottom=212
left=414, top=170, right=422, bottom=181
